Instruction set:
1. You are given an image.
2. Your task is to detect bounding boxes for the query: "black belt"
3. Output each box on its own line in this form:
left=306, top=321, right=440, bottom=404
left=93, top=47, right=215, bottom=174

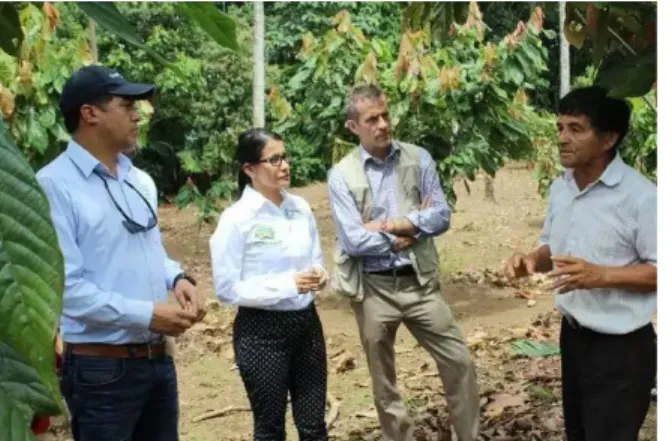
left=365, top=265, right=416, bottom=277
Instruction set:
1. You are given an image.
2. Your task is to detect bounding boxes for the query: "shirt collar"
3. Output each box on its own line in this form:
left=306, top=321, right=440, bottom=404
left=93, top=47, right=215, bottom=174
left=65, top=140, right=133, bottom=179
left=360, top=141, right=400, bottom=164
left=239, top=185, right=292, bottom=213
left=563, top=153, right=626, bottom=188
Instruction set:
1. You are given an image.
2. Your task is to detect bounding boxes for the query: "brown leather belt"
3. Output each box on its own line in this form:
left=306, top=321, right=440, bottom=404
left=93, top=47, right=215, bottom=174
left=66, top=341, right=166, bottom=359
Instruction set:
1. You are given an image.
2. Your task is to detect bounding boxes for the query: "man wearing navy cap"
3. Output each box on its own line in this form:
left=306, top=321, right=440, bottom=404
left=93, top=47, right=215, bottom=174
left=37, top=65, right=206, bottom=441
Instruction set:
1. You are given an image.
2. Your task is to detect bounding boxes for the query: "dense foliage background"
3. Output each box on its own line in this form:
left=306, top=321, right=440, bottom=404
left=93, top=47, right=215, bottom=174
left=1, top=2, right=656, bottom=221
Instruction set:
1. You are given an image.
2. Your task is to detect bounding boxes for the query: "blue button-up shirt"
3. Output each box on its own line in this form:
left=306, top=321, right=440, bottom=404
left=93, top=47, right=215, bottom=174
left=328, top=144, right=451, bottom=272
left=37, top=141, right=182, bottom=344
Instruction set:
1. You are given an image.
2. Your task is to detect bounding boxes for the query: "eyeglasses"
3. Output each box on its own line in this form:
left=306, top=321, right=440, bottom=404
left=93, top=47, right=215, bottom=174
left=258, top=153, right=290, bottom=167
left=93, top=171, right=158, bottom=234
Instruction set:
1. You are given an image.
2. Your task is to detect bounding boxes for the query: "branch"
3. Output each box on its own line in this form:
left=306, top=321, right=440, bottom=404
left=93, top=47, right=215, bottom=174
left=572, top=9, right=656, bottom=113
left=326, top=392, right=340, bottom=429
left=192, top=406, right=250, bottom=423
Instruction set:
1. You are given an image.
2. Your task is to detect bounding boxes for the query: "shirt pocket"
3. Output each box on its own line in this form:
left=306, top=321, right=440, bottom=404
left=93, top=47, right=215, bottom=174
left=580, top=214, right=635, bottom=266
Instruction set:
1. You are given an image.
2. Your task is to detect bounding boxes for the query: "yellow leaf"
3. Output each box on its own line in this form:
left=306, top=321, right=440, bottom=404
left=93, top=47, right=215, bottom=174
left=439, top=66, right=461, bottom=91
left=356, top=51, right=378, bottom=84
left=514, top=89, right=528, bottom=105
left=301, top=33, right=316, bottom=56
left=0, top=85, right=16, bottom=119
left=483, top=42, right=497, bottom=67
left=19, top=61, right=32, bottom=85
left=564, top=21, right=587, bottom=49
left=530, top=6, right=544, bottom=31
left=333, top=10, right=352, bottom=33
left=42, top=2, right=61, bottom=31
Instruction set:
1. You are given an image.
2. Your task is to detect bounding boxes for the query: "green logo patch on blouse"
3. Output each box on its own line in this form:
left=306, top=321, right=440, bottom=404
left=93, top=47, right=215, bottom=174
left=254, top=225, right=276, bottom=241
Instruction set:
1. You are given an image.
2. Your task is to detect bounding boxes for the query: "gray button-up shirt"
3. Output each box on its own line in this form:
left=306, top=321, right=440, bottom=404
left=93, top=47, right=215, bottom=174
left=328, top=144, right=451, bottom=272
left=540, top=154, right=657, bottom=334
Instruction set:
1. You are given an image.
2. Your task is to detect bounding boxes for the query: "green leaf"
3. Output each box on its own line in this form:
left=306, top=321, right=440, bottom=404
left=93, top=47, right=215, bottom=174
left=75, top=2, right=183, bottom=77
left=0, top=341, right=61, bottom=424
left=0, top=4, right=23, bottom=57
left=504, top=64, right=524, bottom=86
left=37, top=108, right=56, bottom=129
left=0, top=119, right=65, bottom=433
left=511, top=339, right=560, bottom=357
left=177, top=150, right=204, bottom=174
left=27, top=119, right=48, bottom=154
left=178, top=2, right=238, bottom=52
left=288, top=69, right=312, bottom=91
left=596, top=50, right=656, bottom=98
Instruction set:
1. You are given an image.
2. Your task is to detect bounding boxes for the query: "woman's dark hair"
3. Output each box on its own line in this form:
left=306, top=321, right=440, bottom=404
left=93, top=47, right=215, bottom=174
left=236, top=128, right=283, bottom=198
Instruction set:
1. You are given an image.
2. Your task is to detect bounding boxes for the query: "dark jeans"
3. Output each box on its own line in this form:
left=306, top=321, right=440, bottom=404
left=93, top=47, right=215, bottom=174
left=560, top=318, right=656, bottom=441
left=234, top=304, right=328, bottom=441
left=60, top=352, right=179, bottom=441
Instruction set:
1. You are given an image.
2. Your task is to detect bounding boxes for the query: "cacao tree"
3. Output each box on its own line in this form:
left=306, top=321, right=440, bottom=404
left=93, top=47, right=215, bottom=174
left=563, top=2, right=656, bottom=99
left=271, top=5, right=556, bottom=203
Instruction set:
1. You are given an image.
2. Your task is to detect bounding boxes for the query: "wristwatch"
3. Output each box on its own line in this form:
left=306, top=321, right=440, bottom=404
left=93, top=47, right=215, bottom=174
left=172, top=272, right=197, bottom=289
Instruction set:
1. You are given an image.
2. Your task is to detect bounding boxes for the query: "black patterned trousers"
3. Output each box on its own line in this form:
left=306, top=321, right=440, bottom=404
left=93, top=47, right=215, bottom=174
left=233, top=303, right=328, bottom=441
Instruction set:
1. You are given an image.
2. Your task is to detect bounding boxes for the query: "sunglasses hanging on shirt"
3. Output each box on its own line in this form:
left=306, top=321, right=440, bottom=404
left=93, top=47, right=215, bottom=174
left=93, top=170, right=158, bottom=234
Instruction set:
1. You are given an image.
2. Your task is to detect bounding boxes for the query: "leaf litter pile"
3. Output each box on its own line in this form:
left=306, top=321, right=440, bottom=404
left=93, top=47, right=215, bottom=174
left=415, top=310, right=565, bottom=441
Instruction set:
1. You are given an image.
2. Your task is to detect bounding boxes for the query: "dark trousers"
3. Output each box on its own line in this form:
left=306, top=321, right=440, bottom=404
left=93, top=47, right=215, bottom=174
left=60, top=351, right=179, bottom=441
left=234, top=304, right=328, bottom=441
left=560, top=317, right=656, bottom=441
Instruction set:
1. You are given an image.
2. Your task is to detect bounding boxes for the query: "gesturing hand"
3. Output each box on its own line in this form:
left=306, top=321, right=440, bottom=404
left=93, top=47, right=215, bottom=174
left=548, top=255, right=608, bottom=294
left=504, top=252, right=537, bottom=281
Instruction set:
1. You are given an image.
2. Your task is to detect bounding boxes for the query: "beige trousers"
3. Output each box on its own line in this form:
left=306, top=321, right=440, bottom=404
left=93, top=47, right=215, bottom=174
left=351, top=274, right=480, bottom=441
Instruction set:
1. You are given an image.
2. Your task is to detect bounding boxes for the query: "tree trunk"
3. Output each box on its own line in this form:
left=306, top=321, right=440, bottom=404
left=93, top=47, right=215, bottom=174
left=88, top=19, right=98, bottom=62
left=559, top=2, right=570, bottom=98
left=484, top=175, right=495, bottom=202
left=252, top=2, right=265, bottom=128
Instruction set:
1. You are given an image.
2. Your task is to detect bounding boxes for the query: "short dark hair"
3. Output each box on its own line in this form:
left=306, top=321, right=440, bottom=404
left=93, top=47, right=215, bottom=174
left=345, top=84, right=386, bottom=121
left=559, top=86, right=631, bottom=151
left=236, top=128, right=283, bottom=198
left=63, top=95, right=115, bottom=134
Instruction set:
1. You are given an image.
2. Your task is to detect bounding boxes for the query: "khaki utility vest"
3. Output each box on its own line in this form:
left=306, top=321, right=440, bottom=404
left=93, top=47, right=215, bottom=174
left=330, top=141, right=440, bottom=301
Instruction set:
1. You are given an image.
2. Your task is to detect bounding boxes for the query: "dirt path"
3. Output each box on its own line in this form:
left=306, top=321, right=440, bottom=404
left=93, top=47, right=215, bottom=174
left=163, top=164, right=558, bottom=441
left=51, top=164, right=656, bottom=441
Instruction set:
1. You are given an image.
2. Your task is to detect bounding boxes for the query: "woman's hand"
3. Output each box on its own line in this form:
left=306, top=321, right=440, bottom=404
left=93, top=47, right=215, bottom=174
left=294, top=271, right=320, bottom=294
left=311, top=267, right=329, bottom=292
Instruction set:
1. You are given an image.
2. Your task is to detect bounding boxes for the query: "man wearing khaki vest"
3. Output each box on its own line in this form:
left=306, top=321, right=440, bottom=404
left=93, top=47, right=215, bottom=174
left=327, top=84, right=479, bottom=441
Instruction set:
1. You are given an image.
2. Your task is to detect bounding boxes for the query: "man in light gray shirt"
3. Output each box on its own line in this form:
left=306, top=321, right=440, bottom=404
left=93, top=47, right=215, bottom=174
left=506, top=86, right=656, bottom=441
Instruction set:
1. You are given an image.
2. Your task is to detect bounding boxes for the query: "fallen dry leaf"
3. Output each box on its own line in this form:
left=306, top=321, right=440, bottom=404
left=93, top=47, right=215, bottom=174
left=483, top=393, right=526, bottom=419
left=335, top=353, right=356, bottom=373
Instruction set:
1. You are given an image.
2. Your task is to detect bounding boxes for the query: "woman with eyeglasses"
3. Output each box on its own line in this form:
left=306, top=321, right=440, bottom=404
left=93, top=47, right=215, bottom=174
left=209, top=128, right=329, bottom=441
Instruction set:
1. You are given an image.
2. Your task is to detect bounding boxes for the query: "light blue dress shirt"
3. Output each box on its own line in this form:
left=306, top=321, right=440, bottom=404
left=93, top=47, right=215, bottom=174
left=327, top=144, right=451, bottom=272
left=37, top=141, right=183, bottom=344
left=541, top=154, right=657, bottom=334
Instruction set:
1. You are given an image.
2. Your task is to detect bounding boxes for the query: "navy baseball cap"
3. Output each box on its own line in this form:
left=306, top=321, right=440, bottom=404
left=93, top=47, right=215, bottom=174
left=59, top=65, right=155, bottom=116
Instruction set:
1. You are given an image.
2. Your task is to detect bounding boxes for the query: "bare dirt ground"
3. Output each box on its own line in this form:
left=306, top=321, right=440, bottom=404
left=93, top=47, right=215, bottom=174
left=50, top=164, right=656, bottom=441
